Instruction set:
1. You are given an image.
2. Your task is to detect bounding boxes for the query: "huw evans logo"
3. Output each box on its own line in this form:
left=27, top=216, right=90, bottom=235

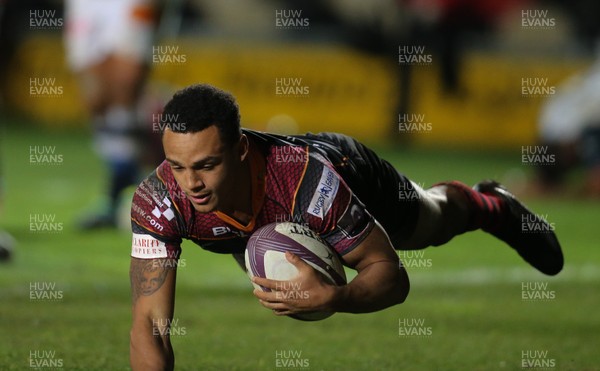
left=29, top=9, right=63, bottom=29
left=521, top=281, right=555, bottom=301
left=521, top=146, right=555, bottom=166
left=398, top=45, right=432, bottom=65
left=29, top=350, right=63, bottom=368
left=29, top=146, right=63, bottom=165
left=521, top=77, right=555, bottom=97
left=275, top=10, right=309, bottom=29
left=152, top=113, right=186, bottom=132
left=398, top=318, right=433, bottom=337
left=152, top=45, right=187, bottom=64
left=521, top=214, right=556, bottom=234
left=29, top=214, right=63, bottom=233
left=521, top=350, right=555, bottom=368
left=398, top=182, right=425, bottom=201
left=275, top=77, right=309, bottom=97
left=398, top=113, right=432, bottom=133
left=29, top=77, right=63, bottom=97
left=521, top=9, right=556, bottom=29
left=275, top=350, right=309, bottom=368
left=275, top=146, right=308, bottom=163
left=398, top=250, right=432, bottom=269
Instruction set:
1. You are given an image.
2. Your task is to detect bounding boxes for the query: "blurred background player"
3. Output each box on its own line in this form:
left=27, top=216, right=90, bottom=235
left=64, top=0, right=159, bottom=229
left=536, top=44, right=600, bottom=197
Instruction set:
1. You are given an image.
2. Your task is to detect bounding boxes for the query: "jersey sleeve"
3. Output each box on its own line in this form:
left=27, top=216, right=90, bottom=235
left=293, top=155, right=375, bottom=256
left=130, top=172, right=183, bottom=260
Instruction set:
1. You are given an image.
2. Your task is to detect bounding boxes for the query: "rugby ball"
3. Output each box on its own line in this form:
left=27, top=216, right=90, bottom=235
left=245, top=222, right=347, bottom=321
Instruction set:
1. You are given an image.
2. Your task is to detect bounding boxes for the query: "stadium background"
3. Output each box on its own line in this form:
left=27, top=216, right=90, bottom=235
left=1, top=0, right=599, bottom=370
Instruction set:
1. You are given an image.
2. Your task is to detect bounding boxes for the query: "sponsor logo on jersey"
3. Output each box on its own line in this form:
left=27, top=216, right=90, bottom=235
left=131, top=233, right=168, bottom=259
left=212, top=226, right=247, bottom=238
left=152, top=197, right=175, bottom=221
left=308, top=167, right=340, bottom=219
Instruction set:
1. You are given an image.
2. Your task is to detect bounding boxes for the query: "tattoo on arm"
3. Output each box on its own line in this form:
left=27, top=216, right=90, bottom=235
left=130, top=258, right=172, bottom=303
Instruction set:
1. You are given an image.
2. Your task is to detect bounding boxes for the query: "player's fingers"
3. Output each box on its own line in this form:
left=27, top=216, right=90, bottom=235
left=285, top=251, right=311, bottom=271
left=252, top=276, right=282, bottom=290
left=259, top=299, right=290, bottom=311
left=253, top=289, right=280, bottom=301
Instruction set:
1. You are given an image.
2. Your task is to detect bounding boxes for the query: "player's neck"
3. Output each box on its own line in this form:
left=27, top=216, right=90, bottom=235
left=221, top=156, right=253, bottom=224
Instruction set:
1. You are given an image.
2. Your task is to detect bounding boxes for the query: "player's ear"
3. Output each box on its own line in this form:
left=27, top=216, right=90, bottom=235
left=238, top=133, right=249, bottom=161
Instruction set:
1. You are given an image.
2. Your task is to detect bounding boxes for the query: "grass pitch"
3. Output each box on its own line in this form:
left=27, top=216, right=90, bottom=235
left=0, top=123, right=599, bottom=370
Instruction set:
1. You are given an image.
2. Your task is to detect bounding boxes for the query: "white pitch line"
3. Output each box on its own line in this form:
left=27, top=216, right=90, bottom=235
left=405, top=264, right=600, bottom=287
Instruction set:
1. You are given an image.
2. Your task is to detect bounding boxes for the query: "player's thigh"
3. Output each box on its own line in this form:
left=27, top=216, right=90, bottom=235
left=393, top=183, right=446, bottom=250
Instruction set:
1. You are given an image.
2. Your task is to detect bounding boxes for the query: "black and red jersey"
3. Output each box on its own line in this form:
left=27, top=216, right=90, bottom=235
left=130, top=129, right=376, bottom=260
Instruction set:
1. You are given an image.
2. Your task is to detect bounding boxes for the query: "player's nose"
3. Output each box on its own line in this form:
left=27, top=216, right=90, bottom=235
left=185, top=170, right=205, bottom=191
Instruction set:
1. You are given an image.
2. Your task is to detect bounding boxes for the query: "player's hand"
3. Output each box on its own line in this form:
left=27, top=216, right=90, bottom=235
left=252, top=251, right=339, bottom=316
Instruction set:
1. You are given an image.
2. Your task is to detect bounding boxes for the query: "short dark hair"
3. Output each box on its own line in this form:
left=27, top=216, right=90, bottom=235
left=161, top=84, right=241, bottom=147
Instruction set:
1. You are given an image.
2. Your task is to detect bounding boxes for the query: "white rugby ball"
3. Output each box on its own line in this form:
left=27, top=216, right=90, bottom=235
left=245, top=222, right=347, bottom=321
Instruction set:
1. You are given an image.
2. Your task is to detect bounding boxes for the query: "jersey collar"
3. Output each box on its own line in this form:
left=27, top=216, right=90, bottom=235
left=214, top=138, right=266, bottom=232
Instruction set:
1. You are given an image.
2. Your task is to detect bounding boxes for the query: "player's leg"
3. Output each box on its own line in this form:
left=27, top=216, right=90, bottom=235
left=93, top=55, right=149, bottom=227
left=304, top=132, right=563, bottom=276
left=396, top=180, right=563, bottom=276
left=65, top=0, right=156, bottom=229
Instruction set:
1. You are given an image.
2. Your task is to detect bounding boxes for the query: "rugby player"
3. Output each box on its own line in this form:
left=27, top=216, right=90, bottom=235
left=64, top=0, right=158, bottom=229
left=129, top=84, right=563, bottom=370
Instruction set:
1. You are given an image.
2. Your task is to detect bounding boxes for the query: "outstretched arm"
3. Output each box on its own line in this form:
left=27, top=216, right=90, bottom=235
left=253, top=222, right=409, bottom=315
left=130, top=257, right=177, bottom=371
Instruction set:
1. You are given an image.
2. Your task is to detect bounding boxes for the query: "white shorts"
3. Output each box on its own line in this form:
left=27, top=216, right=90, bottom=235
left=64, top=0, right=156, bottom=71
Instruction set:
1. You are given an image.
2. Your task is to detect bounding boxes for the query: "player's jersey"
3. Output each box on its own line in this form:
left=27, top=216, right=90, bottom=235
left=131, top=130, right=376, bottom=260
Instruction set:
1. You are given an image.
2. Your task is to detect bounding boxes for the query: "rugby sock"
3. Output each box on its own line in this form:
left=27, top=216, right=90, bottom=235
left=108, top=159, right=139, bottom=215
left=98, top=106, right=142, bottom=217
left=437, top=181, right=506, bottom=232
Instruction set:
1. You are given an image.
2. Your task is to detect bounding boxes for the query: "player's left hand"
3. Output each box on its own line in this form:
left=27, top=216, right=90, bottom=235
left=252, top=251, right=339, bottom=316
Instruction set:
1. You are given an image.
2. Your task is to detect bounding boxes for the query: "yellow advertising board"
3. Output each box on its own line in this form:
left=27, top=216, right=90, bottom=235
left=5, top=35, right=588, bottom=147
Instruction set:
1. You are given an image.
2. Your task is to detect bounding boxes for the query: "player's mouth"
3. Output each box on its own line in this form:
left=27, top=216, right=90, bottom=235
left=189, top=192, right=211, bottom=205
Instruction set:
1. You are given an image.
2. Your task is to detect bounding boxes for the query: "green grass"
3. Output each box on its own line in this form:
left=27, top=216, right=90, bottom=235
left=1, top=122, right=599, bottom=370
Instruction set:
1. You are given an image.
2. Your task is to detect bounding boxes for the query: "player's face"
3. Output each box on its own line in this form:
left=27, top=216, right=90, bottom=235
left=162, top=126, right=246, bottom=213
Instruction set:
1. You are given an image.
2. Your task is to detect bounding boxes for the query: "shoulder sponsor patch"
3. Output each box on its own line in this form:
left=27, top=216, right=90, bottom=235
left=131, top=233, right=168, bottom=259
left=308, top=167, right=340, bottom=219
